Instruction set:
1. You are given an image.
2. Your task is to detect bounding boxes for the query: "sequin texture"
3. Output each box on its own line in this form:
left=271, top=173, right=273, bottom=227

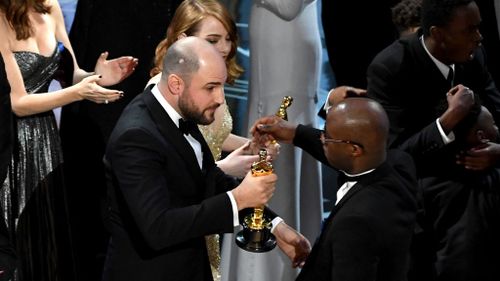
left=1, top=46, right=76, bottom=281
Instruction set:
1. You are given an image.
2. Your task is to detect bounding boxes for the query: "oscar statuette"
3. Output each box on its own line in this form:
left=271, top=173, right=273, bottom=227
left=235, top=96, right=293, bottom=252
left=235, top=149, right=276, bottom=252
left=275, top=96, right=293, bottom=120
left=270, top=96, right=293, bottom=145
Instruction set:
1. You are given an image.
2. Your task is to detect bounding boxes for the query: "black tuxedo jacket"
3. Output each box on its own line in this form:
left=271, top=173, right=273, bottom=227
left=292, top=125, right=418, bottom=281
left=420, top=168, right=500, bottom=281
left=367, top=31, right=500, bottom=177
left=103, top=88, right=240, bottom=281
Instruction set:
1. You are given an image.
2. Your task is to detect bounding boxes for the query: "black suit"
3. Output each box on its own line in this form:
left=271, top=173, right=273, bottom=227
left=366, top=31, right=500, bottom=280
left=103, top=87, right=249, bottom=281
left=420, top=168, right=500, bottom=281
left=291, top=125, right=417, bottom=281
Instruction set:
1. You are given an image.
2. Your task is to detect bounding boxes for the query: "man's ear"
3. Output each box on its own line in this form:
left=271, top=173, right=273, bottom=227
left=430, top=26, right=444, bottom=43
left=177, top=33, right=188, bottom=40
left=167, top=74, right=184, bottom=96
left=350, top=144, right=363, bottom=157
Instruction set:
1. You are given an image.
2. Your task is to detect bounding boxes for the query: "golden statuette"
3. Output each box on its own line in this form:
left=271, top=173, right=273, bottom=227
left=235, top=149, right=276, bottom=252
left=270, top=96, right=293, bottom=145
left=275, top=96, right=293, bottom=121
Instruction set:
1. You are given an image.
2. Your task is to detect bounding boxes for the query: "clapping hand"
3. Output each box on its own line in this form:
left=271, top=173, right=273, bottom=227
left=94, top=51, right=138, bottom=86
left=77, top=74, right=123, bottom=104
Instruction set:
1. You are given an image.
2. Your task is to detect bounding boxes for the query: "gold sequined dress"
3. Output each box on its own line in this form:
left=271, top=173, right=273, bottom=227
left=198, top=102, right=233, bottom=281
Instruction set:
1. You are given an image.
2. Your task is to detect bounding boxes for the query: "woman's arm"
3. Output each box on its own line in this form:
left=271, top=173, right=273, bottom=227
left=0, top=7, right=121, bottom=117
left=222, top=133, right=249, bottom=152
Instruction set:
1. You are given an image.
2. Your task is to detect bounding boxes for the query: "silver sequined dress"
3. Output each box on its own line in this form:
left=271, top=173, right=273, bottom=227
left=1, top=46, right=76, bottom=281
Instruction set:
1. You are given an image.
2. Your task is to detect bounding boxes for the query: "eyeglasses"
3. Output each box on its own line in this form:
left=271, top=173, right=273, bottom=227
left=320, top=131, right=364, bottom=149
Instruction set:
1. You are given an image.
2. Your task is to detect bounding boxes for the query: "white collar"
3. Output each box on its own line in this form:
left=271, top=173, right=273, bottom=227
left=420, top=35, right=454, bottom=79
left=341, top=169, right=375, bottom=180
left=151, top=84, right=183, bottom=128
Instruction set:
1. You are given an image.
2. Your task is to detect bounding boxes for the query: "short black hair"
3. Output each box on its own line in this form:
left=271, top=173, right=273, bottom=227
left=421, top=0, right=474, bottom=36
left=392, top=0, right=422, bottom=34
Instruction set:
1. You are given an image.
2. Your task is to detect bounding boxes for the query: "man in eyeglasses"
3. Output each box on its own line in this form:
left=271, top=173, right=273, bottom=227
left=250, top=97, right=418, bottom=281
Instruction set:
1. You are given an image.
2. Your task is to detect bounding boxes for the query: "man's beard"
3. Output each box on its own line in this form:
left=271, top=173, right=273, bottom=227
left=178, top=93, right=217, bottom=125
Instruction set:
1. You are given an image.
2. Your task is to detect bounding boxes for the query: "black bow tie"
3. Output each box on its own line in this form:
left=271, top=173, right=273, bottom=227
left=178, top=118, right=197, bottom=135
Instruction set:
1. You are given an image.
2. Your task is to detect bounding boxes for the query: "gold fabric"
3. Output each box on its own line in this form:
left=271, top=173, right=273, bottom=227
left=205, top=234, right=221, bottom=281
left=199, top=102, right=232, bottom=281
left=198, top=103, right=233, bottom=161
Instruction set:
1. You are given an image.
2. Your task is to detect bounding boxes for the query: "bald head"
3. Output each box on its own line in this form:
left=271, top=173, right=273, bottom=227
left=158, top=36, right=227, bottom=125
left=161, top=36, right=226, bottom=85
left=325, top=98, right=389, bottom=172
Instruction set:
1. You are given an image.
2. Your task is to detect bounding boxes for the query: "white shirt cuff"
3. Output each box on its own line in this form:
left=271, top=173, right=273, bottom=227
left=436, top=118, right=455, bottom=144
left=270, top=217, right=284, bottom=233
left=227, top=191, right=240, bottom=227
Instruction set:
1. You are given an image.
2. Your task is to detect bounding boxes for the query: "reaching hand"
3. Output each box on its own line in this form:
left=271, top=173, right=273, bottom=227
left=265, top=140, right=280, bottom=161
left=94, top=51, right=138, bottom=86
left=456, top=142, right=500, bottom=171
left=248, top=139, right=281, bottom=161
left=217, top=142, right=260, bottom=178
left=326, top=86, right=367, bottom=112
left=249, top=116, right=297, bottom=146
left=273, top=222, right=311, bottom=268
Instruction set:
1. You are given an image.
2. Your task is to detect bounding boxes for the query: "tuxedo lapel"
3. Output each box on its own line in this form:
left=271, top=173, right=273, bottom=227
left=330, top=162, right=392, bottom=218
left=408, top=33, right=451, bottom=92
left=329, top=182, right=365, bottom=218
left=190, top=126, right=215, bottom=171
left=142, top=90, right=205, bottom=186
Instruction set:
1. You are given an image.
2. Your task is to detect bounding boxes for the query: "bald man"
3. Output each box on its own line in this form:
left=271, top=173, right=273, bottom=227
left=251, top=97, right=418, bottom=280
left=102, top=37, right=310, bottom=281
